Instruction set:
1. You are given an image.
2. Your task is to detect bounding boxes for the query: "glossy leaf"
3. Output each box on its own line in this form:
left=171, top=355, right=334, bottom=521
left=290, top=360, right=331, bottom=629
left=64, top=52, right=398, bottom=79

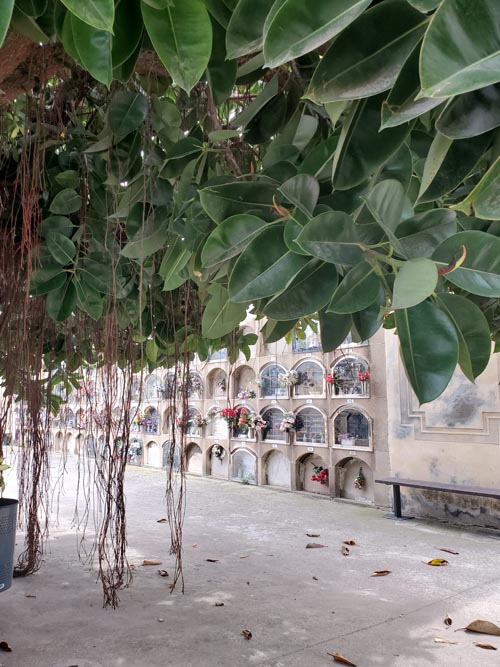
left=49, top=188, right=82, bottom=215
left=263, top=0, right=370, bottom=68
left=108, top=91, right=148, bottom=141
left=318, top=310, right=351, bottom=352
left=67, top=12, right=113, bottom=87
left=451, top=156, right=500, bottom=220
left=0, top=0, right=14, bottom=49
left=433, top=231, right=500, bottom=296
left=308, top=0, right=426, bottom=103
left=201, top=214, right=269, bottom=268
left=262, top=318, right=298, bottom=344
left=199, top=181, right=277, bottom=222
left=207, top=17, right=237, bottom=106
left=297, top=211, right=364, bottom=265
left=232, top=74, right=279, bottom=128
left=228, top=225, right=309, bottom=302
left=392, top=258, right=438, bottom=309
left=121, top=216, right=168, bottom=260
left=202, top=284, right=248, bottom=338
left=60, top=0, right=114, bottom=31
left=352, top=297, right=384, bottom=340
left=225, top=0, right=274, bottom=59
left=141, top=0, right=212, bottom=93
left=278, top=174, right=320, bottom=217
left=264, top=260, right=338, bottom=319
left=407, top=0, right=440, bottom=10
left=436, top=85, right=500, bottom=139
left=112, top=0, right=144, bottom=68
left=328, top=261, right=382, bottom=314
left=30, top=268, right=67, bottom=296
left=46, top=232, right=77, bottom=266
left=436, top=293, right=491, bottom=381
left=396, top=209, right=457, bottom=258
left=40, top=216, right=74, bottom=239
left=159, top=236, right=191, bottom=290
left=46, top=279, right=77, bottom=322
left=420, top=0, right=500, bottom=98
left=74, top=274, right=104, bottom=320
left=396, top=300, right=459, bottom=403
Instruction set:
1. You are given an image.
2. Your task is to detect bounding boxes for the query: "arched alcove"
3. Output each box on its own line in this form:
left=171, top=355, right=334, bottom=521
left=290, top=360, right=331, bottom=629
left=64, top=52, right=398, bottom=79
left=264, top=450, right=290, bottom=488
left=207, top=368, right=227, bottom=398
left=74, top=433, right=82, bottom=454
left=144, top=406, right=159, bottom=434
left=209, top=443, right=228, bottom=478
left=335, top=457, right=374, bottom=504
left=231, top=449, right=257, bottom=484
left=162, top=406, right=175, bottom=435
left=86, top=435, right=97, bottom=458
left=296, top=453, right=329, bottom=495
left=63, top=432, right=73, bottom=454
left=259, top=364, right=288, bottom=399
left=128, top=438, right=143, bottom=465
left=162, top=440, right=180, bottom=471
left=333, top=407, right=372, bottom=449
left=331, top=355, right=370, bottom=397
left=145, top=374, right=160, bottom=400
left=186, top=443, right=203, bottom=475
left=293, top=360, right=324, bottom=396
left=207, top=406, right=228, bottom=439
left=161, top=373, right=177, bottom=400
left=186, top=407, right=202, bottom=436
left=260, top=407, right=286, bottom=441
left=64, top=408, right=75, bottom=429
left=233, top=365, right=257, bottom=400
left=188, top=372, right=203, bottom=400
left=131, top=377, right=141, bottom=401
left=144, top=441, right=160, bottom=467
left=231, top=406, right=253, bottom=440
left=295, top=407, right=326, bottom=444
left=54, top=431, right=63, bottom=452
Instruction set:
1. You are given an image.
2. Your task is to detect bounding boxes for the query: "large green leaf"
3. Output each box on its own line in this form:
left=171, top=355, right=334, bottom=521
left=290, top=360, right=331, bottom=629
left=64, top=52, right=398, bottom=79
left=327, top=262, right=381, bottom=314
left=121, top=216, right=168, bottom=260
left=225, top=0, right=274, bottom=59
left=436, top=293, right=491, bottom=381
left=264, top=260, right=338, bottom=319
left=199, top=181, right=277, bottom=222
left=159, top=236, right=191, bottom=290
left=407, top=0, right=440, bottom=10
left=396, top=209, right=457, bottom=258
left=141, top=0, right=212, bottom=93
left=278, top=174, right=319, bottom=218
left=201, top=214, right=269, bottom=268
left=108, top=91, right=148, bottom=141
left=46, top=232, right=77, bottom=266
left=0, top=0, right=14, bottom=48
left=433, top=231, right=500, bottom=296
left=436, top=85, right=500, bottom=139
left=228, top=225, right=309, bottom=302
left=40, top=216, right=74, bottom=239
left=396, top=300, right=459, bottom=404
left=49, top=188, right=82, bottom=215
left=392, top=258, right=438, bottom=309
left=112, top=0, right=143, bottom=68
left=202, top=284, right=248, bottom=338
left=451, top=156, right=500, bottom=220
left=46, top=279, right=77, bottom=322
left=30, top=267, right=67, bottom=296
left=263, top=0, right=370, bottom=69
left=352, top=298, right=384, bottom=341
left=262, top=318, right=298, bottom=344
left=318, top=310, right=351, bottom=352
left=207, top=17, right=237, bottom=106
left=74, top=273, right=104, bottom=320
left=420, top=0, right=500, bottom=98
left=67, top=12, right=113, bottom=86
left=297, top=211, right=364, bottom=265
left=232, top=74, right=279, bottom=128
left=60, top=0, right=113, bottom=31
left=308, top=0, right=426, bottom=103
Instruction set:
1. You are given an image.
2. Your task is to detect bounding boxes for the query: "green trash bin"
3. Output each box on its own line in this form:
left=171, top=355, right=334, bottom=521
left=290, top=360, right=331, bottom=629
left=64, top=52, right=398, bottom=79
left=0, top=498, right=18, bottom=592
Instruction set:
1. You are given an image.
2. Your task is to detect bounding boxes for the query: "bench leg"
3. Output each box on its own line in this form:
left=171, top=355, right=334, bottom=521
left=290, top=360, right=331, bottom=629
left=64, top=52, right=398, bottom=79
left=393, top=485, right=402, bottom=518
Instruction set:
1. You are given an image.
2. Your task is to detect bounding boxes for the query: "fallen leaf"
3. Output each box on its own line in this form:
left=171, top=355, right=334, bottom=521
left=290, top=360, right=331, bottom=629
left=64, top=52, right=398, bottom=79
left=326, top=651, right=356, bottom=665
left=156, top=518, right=167, bottom=523
left=474, top=643, right=497, bottom=650
left=192, top=544, right=198, bottom=548
left=462, top=620, right=500, bottom=636
left=142, top=559, right=162, bottom=566
left=215, top=602, right=224, bottom=607
left=426, top=558, right=448, bottom=566
left=241, top=629, right=252, bottom=640
left=25, top=594, right=36, bottom=599
left=306, top=532, right=320, bottom=537
left=206, top=558, right=219, bottom=563
left=436, top=547, right=459, bottom=555
left=157, top=618, right=165, bottom=623
left=306, top=543, right=327, bottom=549
left=158, top=570, right=169, bottom=577
left=239, top=555, right=249, bottom=559
left=444, top=615, right=452, bottom=626
left=371, top=570, right=391, bottom=577
left=343, top=540, right=357, bottom=546
left=341, top=546, right=350, bottom=557
left=0, top=642, right=11, bottom=653
left=434, top=638, right=457, bottom=645
left=312, top=576, right=319, bottom=581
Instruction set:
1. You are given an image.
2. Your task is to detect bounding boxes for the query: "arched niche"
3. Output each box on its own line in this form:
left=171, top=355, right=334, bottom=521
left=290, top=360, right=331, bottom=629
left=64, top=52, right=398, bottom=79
left=128, top=437, right=143, bottom=465
left=131, top=377, right=141, bottom=401
left=231, top=406, right=253, bottom=440
left=296, top=453, right=329, bottom=495
left=292, top=325, right=322, bottom=353
left=144, top=406, right=159, bottom=434
left=74, top=433, right=82, bottom=454
left=186, top=407, right=202, bottom=436
left=186, top=442, right=203, bottom=475
left=295, top=407, right=326, bottom=444
left=63, top=432, right=73, bottom=454
left=162, top=440, right=180, bottom=471
left=207, top=406, right=228, bottom=439
left=85, top=435, right=97, bottom=458
left=161, top=373, right=177, bottom=400
left=260, top=406, right=286, bottom=442
left=209, top=443, right=228, bottom=478
left=144, top=441, right=160, bottom=467
left=264, top=450, right=290, bottom=488
left=335, top=457, right=374, bottom=504
left=54, top=431, right=63, bottom=452
left=207, top=368, right=228, bottom=398
left=63, top=408, right=75, bottom=429
left=188, top=372, right=203, bottom=400
left=331, top=355, right=370, bottom=397
left=293, top=360, right=325, bottom=396
left=333, top=406, right=372, bottom=450
left=145, top=374, right=160, bottom=401
left=231, top=448, right=257, bottom=485
left=233, top=365, right=257, bottom=400
left=259, top=364, right=288, bottom=399
left=162, top=406, right=175, bottom=435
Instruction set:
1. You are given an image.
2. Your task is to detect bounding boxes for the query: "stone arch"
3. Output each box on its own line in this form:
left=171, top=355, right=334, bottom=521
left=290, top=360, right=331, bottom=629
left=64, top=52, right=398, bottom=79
left=335, top=456, right=374, bottom=504
left=263, top=449, right=290, bottom=488
left=331, top=354, right=370, bottom=398
left=185, top=442, right=203, bottom=475
left=128, top=437, right=143, bottom=465
left=54, top=431, right=63, bottom=452
left=63, top=432, right=74, bottom=454
left=207, top=405, right=227, bottom=439
left=188, top=371, right=204, bottom=400
left=161, top=440, right=180, bottom=471
left=207, top=368, right=227, bottom=398
left=259, top=363, right=288, bottom=399
left=208, top=443, right=228, bottom=479
left=332, top=405, right=372, bottom=449
left=292, top=359, right=325, bottom=397
left=162, top=406, right=175, bottom=435
left=231, top=447, right=257, bottom=484
left=233, top=364, right=257, bottom=400
left=144, top=440, right=159, bottom=467
left=260, top=405, right=286, bottom=442
left=295, top=406, right=326, bottom=444
left=144, top=405, right=159, bottom=434
left=145, top=374, right=160, bottom=401
left=296, top=452, right=330, bottom=495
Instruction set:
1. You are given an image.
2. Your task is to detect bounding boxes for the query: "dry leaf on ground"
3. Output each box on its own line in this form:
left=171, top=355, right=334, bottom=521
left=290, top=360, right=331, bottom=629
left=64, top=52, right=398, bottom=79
left=25, top=594, right=36, bottom=599
left=461, top=620, right=500, bottom=636
left=215, top=602, right=224, bottom=607
left=434, top=638, right=457, bottom=644
left=371, top=570, right=391, bottom=577
left=306, top=532, right=320, bottom=537
left=0, top=642, right=12, bottom=653
left=241, top=630, right=252, bottom=640
left=239, top=555, right=249, bottom=559
left=436, top=547, right=459, bottom=555
left=341, top=546, right=350, bottom=556
left=157, top=618, right=165, bottom=623
left=343, top=540, right=357, bottom=546
left=312, top=576, right=319, bottom=581
left=206, top=558, right=219, bottom=563
left=444, top=615, right=453, bottom=626
left=474, top=643, right=497, bottom=650
left=306, top=543, right=327, bottom=549
left=327, top=651, right=356, bottom=665
left=142, top=559, right=162, bottom=566
left=426, top=558, right=448, bottom=566
left=156, top=518, right=167, bottom=523
left=158, top=570, right=169, bottom=577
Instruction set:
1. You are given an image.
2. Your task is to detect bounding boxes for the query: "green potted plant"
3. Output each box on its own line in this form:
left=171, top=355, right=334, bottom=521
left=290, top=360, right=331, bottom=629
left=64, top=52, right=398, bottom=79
left=0, top=455, right=18, bottom=593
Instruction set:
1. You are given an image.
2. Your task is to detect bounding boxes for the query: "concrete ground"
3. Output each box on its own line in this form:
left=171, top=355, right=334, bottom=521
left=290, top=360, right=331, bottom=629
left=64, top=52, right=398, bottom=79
left=1, top=456, right=500, bottom=667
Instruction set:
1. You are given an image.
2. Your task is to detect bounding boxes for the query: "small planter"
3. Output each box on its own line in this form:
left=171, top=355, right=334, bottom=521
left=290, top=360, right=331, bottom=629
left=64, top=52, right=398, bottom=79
left=341, top=438, right=356, bottom=447
left=0, top=498, right=18, bottom=592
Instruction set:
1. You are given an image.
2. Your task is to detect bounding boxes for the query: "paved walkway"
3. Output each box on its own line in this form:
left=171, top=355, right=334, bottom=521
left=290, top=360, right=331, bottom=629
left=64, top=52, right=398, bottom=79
left=1, top=457, right=500, bottom=666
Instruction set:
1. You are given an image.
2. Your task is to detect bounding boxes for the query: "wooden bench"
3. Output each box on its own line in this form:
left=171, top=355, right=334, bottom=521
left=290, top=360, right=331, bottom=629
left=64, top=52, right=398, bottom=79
left=375, top=477, right=500, bottom=519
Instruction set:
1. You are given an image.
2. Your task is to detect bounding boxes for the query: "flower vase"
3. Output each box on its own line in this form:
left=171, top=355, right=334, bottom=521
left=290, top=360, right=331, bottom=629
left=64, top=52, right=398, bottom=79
left=249, top=428, right=256, bottom=441
left=285, top=430, right=292, bottom=444
left=361, top=381, right=369, bottom=396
